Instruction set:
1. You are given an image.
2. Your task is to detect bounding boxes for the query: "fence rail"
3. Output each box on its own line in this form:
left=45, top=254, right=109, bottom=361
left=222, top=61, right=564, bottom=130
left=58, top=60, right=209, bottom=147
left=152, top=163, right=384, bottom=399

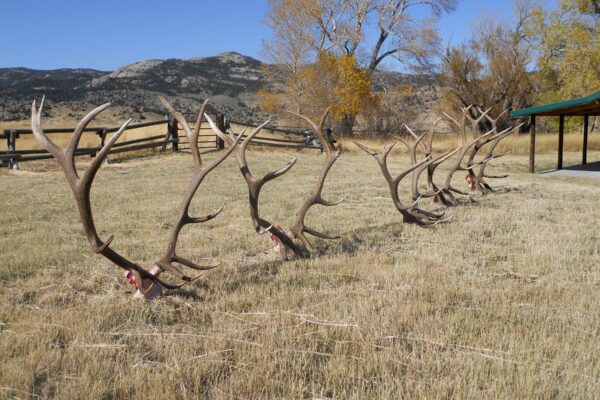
left=228, top=119, right=326, bottom=150
left=1, top=112, right=324, bottom=169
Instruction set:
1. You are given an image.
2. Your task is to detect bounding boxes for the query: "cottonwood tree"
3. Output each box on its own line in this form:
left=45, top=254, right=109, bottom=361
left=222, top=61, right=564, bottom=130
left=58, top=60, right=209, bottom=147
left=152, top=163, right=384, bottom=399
left=437, top=0, right=538, bottom=131
left=260, top=51, right=379, bottom=133
left=261, top=0, right=459, bottom=135
left=530, top=0, right=599, bottom=131
left=362, top=83, right=418, bottom=137
left=532, top=0, right=600, bottom=98
left=260, top=0, right=316, bottom=114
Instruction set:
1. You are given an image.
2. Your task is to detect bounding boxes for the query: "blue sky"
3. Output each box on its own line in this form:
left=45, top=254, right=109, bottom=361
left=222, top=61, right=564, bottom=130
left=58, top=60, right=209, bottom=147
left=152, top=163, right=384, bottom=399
left=0, top=0, right=546, bottom=71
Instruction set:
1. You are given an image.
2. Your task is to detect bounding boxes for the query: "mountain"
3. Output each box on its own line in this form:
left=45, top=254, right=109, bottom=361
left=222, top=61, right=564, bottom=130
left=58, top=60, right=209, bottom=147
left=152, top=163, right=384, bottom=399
left=0, top=52, right=272, bottom=123
left=0, top=52, right=436, bottom=124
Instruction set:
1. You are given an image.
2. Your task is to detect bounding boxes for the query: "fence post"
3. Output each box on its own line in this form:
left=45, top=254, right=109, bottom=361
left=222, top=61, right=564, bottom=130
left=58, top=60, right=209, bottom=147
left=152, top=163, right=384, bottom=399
left=216, top=114, right=225, bottom=150
left=96, top=129, right=109, bottom=164
left=7, top=130, right=19, bottom=170
left=0, top=130, right=5, bottom=168
left=168, top=117, right=179, bottom=152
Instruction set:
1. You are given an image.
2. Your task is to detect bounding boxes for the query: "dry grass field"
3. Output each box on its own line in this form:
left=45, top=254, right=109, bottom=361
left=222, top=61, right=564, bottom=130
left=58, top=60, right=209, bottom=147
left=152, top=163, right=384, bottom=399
left=1, top=145, right=599, bottom=399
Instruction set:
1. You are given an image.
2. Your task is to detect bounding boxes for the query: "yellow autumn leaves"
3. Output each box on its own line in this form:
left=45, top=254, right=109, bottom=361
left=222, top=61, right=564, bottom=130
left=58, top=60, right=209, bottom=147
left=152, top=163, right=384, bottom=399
left=258, top=52, right=379, bottom=125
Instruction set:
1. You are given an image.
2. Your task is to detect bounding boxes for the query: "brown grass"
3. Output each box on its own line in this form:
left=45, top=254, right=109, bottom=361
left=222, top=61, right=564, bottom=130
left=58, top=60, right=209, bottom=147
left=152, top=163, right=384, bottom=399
left=339, top=131, right=599, bottom=159
left=3, top=114, right=596, bottom=159
left=1, top=147, right=599, bottom=399
left=0, top=120, right=170, bottom=153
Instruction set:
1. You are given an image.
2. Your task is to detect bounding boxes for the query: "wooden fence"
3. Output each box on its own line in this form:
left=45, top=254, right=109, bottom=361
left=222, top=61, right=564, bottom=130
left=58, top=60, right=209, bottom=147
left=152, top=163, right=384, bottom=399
left=0, top=113, right=324, bottom=169
left=228, top=119, right=323, bottom=150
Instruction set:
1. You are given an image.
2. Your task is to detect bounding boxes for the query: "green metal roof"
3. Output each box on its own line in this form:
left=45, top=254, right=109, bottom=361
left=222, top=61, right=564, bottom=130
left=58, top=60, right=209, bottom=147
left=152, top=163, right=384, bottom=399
left=511, top=91, right=600, bottom=118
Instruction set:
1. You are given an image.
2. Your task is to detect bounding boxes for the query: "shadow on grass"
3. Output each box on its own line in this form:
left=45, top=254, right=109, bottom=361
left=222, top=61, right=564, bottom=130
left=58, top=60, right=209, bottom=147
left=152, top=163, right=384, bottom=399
left=165, top=187, right=518, bottom=301
left=218, top=260, right=283, bottom=295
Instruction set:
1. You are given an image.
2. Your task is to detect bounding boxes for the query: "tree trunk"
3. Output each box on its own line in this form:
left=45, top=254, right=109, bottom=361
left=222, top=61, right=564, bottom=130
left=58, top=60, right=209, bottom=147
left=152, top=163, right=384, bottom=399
left=336, top=114, right=356, bottom=137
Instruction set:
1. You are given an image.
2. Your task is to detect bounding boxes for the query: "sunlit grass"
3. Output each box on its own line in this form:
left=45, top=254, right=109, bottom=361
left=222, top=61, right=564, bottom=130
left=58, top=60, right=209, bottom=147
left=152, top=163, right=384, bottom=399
left=340, top=131, right=598, bottom=157
left=1, top=148, right=599, bottom=398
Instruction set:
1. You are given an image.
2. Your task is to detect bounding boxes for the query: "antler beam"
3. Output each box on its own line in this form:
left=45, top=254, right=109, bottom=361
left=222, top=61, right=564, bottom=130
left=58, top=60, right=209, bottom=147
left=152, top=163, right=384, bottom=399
left=285, top=108, right=345, bottom=251
left=440, top=106, right=495, bottom=206
left=204, top=113, right=308, bottom=259
left=32, top=97, right=237, bottom=299
left=354, top=140, right=448, bottom=226
left=156, top=97, right=239, bottom=277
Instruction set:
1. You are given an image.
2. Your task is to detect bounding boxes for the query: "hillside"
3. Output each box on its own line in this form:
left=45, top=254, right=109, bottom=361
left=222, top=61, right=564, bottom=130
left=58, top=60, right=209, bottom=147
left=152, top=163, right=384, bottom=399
left=0, top=52, right=437, bottom=125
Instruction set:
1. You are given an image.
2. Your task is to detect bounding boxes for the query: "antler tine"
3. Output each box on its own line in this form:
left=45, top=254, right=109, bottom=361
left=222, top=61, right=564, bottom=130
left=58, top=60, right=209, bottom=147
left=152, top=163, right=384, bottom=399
left=412, top=147, right=461, bottom=199
left=286, top=107, right=334, bottom=153
left=464, top=125, right=496, bottom=170
left=415, top=131, right=428, bottom=149
left=425, top=118, right=442, bottom=154
left=263, top=158, right=298, bottom=183
left=464, top=106, right=513, bottom=191
left=286, top=109, right=323, bottom=138
left=468, top=106, right=492, bottom=138
left=179, top=133, right=244, bottom=223
left=443, top=106, right=472, bottom=146
left=160, top=96, right=204, bottom=169
left=288, top=109, right=342, bottom=251
left=403, top=124, right=419, bottom=140
left=442, top=112, right=461, bottom=128
left=68, top=103, right=112, bottom=171
left=467, top=128, right=496, bottom=151
left=204, top=112, right=306, bottom=258
left=357, top=138, right=450, bottom=226
left=420, top=117, right=453, bottom=205
left=188, top=98, right=211, bottom=169
left=475, top=123, right=520, bottom=193
left=395, top=130, right=431, bottom=201
left=459, top=106, right=472, bottom=144
left=242, top=119, right=271, bottom=152
left=394, top=136, right=411, bottom=152
left=32, top=98, right=195, bottom=294
left=246, top=119, right=297, bottom=184
left=193, top=99, right=210, bottom=138
left=318, top=195, right=346, bottom=206
left=402, top=125, right=428, bottom=152
left=439, top=105, right=494, bottom=206
left=406, top=195, right=423, bottom=210
left=393, top=154, right=432, bottom=185
left=458, top=132, right=495, bottom=176
left=381, top=142, right=397, bottom=161
left=204, top=113, right=251, bottom=170
left=31, top=98, right=65, bottom=163
left=432, top=146, right=461, bottom=168
left=476, top=105, right=493, bottom=115
left=157, top=101, right=241, bottom=281
left=304, top=226, right=340, bottom=240
left=81, top=118, right=132, bottom=190
left=353, top=141, right=378, bottom=156
left=447, top=185, right=469, bottom=196
left=205, top=113, right=293, bottom=182
left=483, top=151, right=512, bottom=164
left=187, top=203, right=225, bottom=223
left=355, top=141, right=397, bottom=166
left=318, top=107, right=331, bottom=132
left=490, top=123, right=520, bottom=141
left=484, top=108, right=509, bottom=129
left=471, top=126, right=516, bottom=162
left=173, top=255, right=220, bottom=271
left=237, top=119, right=280, bottom=172
left=203, top=112, right=235, bottom=147
left=473, top=106, right=492, bottom=119
left=159, top=97, right=192, bottom=138
left=156, top=256, right=218, bottom=285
